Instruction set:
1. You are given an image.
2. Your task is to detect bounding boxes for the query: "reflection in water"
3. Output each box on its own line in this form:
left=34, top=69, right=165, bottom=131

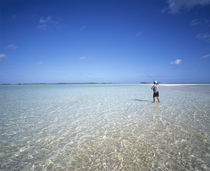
left=0, top=84, right=210, bottom=170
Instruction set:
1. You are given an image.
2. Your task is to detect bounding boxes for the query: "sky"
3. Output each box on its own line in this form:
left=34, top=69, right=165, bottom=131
left=1, top=0, right=210, bottom=84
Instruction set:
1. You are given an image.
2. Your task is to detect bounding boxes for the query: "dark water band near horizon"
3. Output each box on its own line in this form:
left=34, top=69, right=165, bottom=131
left=0, top=84, right=210, bottom=170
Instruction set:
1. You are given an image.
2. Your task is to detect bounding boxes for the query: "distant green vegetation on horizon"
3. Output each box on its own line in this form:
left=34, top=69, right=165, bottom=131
left=0, top=82, right=114, bottom=85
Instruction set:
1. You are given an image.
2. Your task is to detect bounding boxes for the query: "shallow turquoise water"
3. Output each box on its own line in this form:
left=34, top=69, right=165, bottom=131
left=0, top=84, right=210, bottom=170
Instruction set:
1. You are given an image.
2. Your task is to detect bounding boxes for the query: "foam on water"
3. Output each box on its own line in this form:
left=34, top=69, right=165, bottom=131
left=0, top=84, right=210, bottom=170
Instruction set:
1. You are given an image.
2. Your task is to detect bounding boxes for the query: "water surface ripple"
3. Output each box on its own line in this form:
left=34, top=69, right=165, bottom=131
left=0, top=84, right=210, bottom=170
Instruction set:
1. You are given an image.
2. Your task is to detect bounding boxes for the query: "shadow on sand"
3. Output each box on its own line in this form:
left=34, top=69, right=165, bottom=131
left=133, top=99, right=150, bottom=102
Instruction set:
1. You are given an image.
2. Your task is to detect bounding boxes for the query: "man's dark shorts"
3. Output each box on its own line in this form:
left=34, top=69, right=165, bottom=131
left=153, top=92, right=159, bottom=97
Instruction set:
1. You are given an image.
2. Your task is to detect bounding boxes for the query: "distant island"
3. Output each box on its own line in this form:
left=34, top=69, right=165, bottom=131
left=139, top=82, right=163, bottom=84
left=139, top=82, right=151, bottom=84
left=1, top=82, right=209, bottom=85
left=0, top=82, right=114, bottom=85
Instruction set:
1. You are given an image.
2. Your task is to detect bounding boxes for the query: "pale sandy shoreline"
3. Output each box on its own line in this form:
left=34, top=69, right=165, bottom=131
left=159, top=84, right=210, bottom=87
left=143, top=84, right=210, bottom=87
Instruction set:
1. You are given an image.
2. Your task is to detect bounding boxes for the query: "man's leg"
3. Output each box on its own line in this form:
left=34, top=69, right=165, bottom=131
left=153, top=97, right=155, bottom=102
left=157, top=96, right=160, bottom=103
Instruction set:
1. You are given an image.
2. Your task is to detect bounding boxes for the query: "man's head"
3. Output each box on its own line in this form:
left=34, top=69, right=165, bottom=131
left=154, top=81, right=158, bottom=84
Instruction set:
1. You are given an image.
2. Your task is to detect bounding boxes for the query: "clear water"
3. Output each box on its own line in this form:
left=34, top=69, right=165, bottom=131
left=0, top=84, right=210, bottom=170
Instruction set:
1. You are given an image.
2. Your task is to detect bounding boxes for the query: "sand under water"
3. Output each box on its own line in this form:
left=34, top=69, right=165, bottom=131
left=0, top=84, right=209, bottom=170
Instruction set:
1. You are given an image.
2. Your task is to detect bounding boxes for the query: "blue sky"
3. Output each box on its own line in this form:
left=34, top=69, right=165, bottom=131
left=1, top=0, right=210, bottom=83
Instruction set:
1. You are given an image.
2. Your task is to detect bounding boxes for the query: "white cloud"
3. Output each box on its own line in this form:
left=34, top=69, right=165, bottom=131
left=0, top=54, right=7, bottom=61
left=79, top=56, right=88, bottom=60
left=190, top=19, right=210, bottom=27
left=190, top=19, right=201, bottom=26
left=166, top=0, right=210, bottom=14
left=38, top=24, right=48, bottom=30
left=170, top=59, right=182, bottom=65
left=38, top=16, right=58, bottom=30
left=5, top=44, right=18, bottom=50
left=40, top=16, right=52, bottom=23
left=196, top=33, right=210, bottom=42
left=201, top=54, right=210, bottom=58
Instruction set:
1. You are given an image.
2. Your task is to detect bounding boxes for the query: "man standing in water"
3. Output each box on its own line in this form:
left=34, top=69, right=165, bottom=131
left=151, top=81, right=160, bottom=103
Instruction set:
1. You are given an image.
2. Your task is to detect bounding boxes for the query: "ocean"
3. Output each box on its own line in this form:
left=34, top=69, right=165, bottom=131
left=0, top=84, right=210, bottom=170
